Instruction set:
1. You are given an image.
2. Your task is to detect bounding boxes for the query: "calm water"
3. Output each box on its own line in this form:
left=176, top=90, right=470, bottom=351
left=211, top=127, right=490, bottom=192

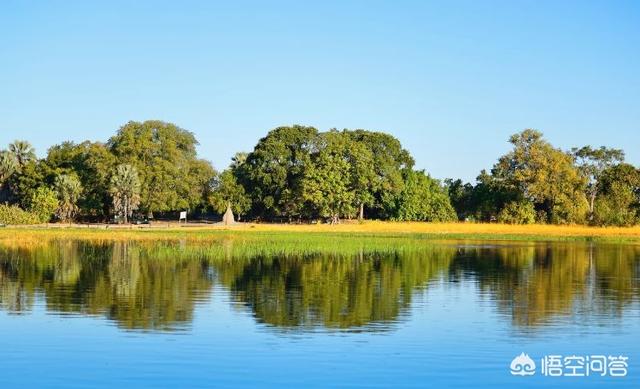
left=0, top=239, right=638, bottom=388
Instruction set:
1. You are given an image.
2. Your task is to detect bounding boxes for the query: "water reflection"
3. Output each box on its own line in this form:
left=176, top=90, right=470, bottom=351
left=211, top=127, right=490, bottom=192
left=0, top=240, right=638, bottom=332
left=0, top=241, right=214, bottom=331
left=450, top=244, right=640, bottom=327
left=216, top=247, right=453, bottom=330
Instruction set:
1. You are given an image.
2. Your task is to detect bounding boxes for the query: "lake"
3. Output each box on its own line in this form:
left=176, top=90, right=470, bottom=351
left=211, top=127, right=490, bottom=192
left=0, top=238, right=638, bottom=388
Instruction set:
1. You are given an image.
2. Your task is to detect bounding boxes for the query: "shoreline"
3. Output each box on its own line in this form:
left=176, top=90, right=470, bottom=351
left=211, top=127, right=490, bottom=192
left=2, top=221, right=640, bottom=243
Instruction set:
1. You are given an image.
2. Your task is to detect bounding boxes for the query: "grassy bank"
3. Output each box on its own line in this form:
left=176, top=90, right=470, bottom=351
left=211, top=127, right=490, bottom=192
left=2, top=221, right=640, bottom=244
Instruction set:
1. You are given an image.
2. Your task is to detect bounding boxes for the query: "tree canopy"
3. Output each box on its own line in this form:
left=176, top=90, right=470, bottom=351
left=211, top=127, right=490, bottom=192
left=0, top=123, right=638, bottom=226
left=108, top=120, right=215, bottom=216
left=449, top=130, right=637, bottom=225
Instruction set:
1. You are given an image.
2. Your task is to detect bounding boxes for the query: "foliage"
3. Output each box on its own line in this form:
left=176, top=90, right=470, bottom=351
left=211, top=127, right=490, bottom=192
left=444, top=178, right=473, bottom=220
left=592, top=163, right=640, bottom=226
left=489, top=129, right=588, bottom=223
left=5, top=160, right=46, bottom=208
left=2, top=123, right=640, bottom=227
left=54, top=174, right=83, bottom=222
left=28, top=186, right=59, bottom=223
left=346, top=129, right=414, bottom=219
left=239, top=127, right=415, bottom=222
left=0, top=150, right=17, bottom=184
left=447, top=130, right=618, bottom=225
left=44, top=141, right=116, bottom=217
left=239, top=125, right=318, bottom=220
left=108, top=120, right=215, bottom=215
left=109, top=164, right=141, bottom=224
left=445, top=170, right=518, bottom=222
left=572, top=145, right=625, bottom=220
left=593, top=187, right=638, bottom=226
left=497, top=200, right=536, bottom=224
left=0, top=204, right=40, bottom=225
left=393, top=170, right=457, bottom=222
left=208, top=169, right=251, bottom=218
left=8, top=140, right=36, bottom=169
left=301, top=131, right=356, bottom=223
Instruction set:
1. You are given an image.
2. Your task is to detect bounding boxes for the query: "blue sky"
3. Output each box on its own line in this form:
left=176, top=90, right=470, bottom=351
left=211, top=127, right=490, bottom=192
left=1, top=0, right=638, bottom=181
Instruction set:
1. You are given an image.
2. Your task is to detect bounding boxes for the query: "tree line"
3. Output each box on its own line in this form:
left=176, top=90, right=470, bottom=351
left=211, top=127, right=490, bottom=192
left=446, top=129, right=639, bottom=225
left=0, top=120, right=638, bottom=225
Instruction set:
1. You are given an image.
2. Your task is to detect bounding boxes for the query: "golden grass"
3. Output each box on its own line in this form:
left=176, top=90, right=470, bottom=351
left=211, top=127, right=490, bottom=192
left=2, top=221, right=640, bottom=244
left=235, top=221, right=640, bottom=238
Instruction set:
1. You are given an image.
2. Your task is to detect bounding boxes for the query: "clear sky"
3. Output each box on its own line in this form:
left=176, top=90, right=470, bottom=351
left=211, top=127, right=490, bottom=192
left=1, top=0, right=638, bottom=181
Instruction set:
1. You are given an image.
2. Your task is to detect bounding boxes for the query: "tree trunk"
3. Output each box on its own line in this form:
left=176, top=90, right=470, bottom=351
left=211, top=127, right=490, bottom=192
left=359, top=203, right=364, bottom=220
left=589, top=192, right=596, bottom=221
left=123, top=197, right=128, bottom=224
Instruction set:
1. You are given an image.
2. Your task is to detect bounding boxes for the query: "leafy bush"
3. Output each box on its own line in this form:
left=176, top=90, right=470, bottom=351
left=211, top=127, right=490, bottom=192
left=497, top=200, right=535, bottom=224
left=593, top=186, right=638, bottom=226
left=393, top=170, right=458, bottom=222
left=0, top=204, right=40, bottom=225
left=550, top=195, right=589, bottom=225
left=28, top=187, right=59, bottom=223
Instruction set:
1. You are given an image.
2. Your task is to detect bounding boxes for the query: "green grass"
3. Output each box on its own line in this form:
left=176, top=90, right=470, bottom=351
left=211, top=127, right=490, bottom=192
left=2, top=226, right=640, bottom=256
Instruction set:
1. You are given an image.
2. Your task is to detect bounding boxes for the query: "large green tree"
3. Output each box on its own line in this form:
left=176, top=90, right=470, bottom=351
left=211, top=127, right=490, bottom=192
left=43, top=141, right=116, bottom=218
left=491, top=129, right=588, bottom=223
left=346, top=130, right=414, bottom=219
left=572, top=146, right=625, bottom=221
left=240, top=125, right=318, bottom=220
left=108, top=120, right=215, bottom=216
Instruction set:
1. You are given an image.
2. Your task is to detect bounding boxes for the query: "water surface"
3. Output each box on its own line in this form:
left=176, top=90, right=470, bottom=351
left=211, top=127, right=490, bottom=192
left=0, top=239, right=638, bottom=388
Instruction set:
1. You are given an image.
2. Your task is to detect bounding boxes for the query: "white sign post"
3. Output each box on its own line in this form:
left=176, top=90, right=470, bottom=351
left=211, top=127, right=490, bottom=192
left=179, top=211, right=187, bottom=224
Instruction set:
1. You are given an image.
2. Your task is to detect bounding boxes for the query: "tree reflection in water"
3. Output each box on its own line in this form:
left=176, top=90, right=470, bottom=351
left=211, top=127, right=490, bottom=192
left=0, top=241, right=214, bottom=331
left=0, top=240, right=638, bottom=332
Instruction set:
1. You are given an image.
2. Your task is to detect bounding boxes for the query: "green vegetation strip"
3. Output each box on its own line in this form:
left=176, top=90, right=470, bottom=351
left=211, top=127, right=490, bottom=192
left=2, top=228, right=640, bottom=247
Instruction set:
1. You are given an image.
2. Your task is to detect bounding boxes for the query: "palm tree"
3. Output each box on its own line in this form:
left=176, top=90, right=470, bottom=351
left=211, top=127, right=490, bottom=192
left=8, top=140, right=36, bottom=168
left=54, top=174, right=83, bottom=222
left=0, top=151, right=17, bottom=203
left=110, top=164, right=141, bottom=224
left=0, top=150, right=18, bottom=184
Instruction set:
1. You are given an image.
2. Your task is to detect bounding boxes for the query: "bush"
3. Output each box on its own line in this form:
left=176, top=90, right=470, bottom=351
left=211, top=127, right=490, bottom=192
left=0, top=204, right=40, bottom=225
left=593, top=191, right=638, bottom=227
left=28, top=187, right=59, bottom=223
left=550, top=195, right=589, bottom=225
left=393, top=170, right=458, bottom=222
left=497, top=200, right=536, bottom=224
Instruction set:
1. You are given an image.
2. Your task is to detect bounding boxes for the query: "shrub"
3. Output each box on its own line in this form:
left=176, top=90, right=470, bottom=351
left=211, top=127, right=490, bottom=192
left=28, top=187, right=59, bottom=223
left=393, top=170, right=458, bottom=222
left=497, top=200, right=536, bottom=224
left=593, top=189, right=638, bottom=226
left=0, top=204, right=40, bottom=225
left=550, top=195, right=589, bottom=225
